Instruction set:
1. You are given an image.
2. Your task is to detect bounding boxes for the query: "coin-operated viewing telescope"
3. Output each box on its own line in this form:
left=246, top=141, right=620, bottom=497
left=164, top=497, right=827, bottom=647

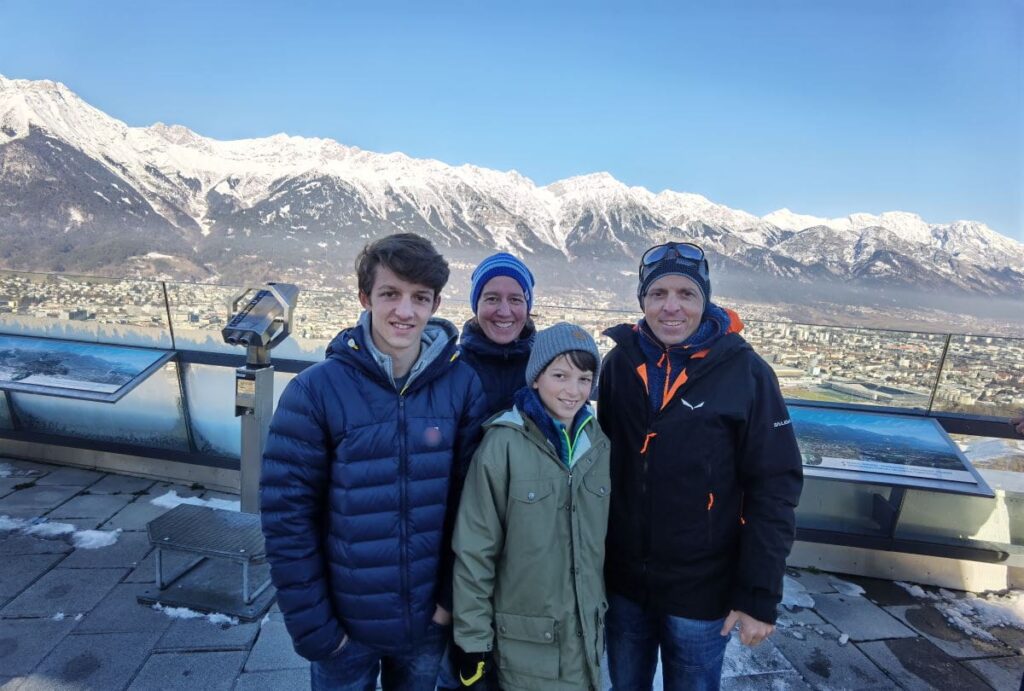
left=221, top=282, right=300, bottom=512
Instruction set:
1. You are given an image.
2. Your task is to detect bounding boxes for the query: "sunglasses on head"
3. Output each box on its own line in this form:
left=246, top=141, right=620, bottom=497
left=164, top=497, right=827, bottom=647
left=641, top=242, right=705, bottom=266
left=639, top=242, right=709, bottom=281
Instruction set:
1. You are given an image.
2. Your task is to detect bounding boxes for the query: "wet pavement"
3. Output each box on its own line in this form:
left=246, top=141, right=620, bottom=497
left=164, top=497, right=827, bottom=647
left=1, top=457, right=1023, bottom=690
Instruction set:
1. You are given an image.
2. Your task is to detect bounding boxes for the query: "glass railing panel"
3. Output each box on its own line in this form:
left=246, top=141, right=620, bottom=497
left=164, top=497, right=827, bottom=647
left=7, top=361, right=188, bottom=450
left=795, top=477, right=894, bottom=535
left=0, top=269, right=171, bottom=348
left=931, top=335, right=1024, bottom=419
left=182, top=363, right=293, bottom=457
left=0, top=394, right=12, bottom=430
left=743, top=321, right=943, bottom=411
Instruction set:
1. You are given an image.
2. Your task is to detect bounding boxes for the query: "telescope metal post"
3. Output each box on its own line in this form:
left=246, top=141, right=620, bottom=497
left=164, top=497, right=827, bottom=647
left=236, top=344, right=273, bottom=513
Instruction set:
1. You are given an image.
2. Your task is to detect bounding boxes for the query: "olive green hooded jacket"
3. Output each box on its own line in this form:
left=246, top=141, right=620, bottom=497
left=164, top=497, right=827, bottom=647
left=453, top=406, right=611, bottom=691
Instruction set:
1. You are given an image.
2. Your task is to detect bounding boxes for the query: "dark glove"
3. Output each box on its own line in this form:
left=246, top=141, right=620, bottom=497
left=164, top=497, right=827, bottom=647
left=456, top=647, right=492, bottom=687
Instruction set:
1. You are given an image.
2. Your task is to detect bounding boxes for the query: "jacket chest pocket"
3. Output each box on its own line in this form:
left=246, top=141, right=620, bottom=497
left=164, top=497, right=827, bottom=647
left=506, top=480, right=560, bottom=558
left=494, top=612, right=560, bottom=680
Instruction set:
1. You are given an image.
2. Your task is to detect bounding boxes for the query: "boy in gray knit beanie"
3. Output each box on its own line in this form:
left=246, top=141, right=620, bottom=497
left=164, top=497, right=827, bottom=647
left=526, top=322, right=601, bottom=397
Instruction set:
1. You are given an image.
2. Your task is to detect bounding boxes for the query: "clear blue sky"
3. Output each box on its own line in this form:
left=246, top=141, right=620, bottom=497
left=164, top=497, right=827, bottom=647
left=2, top=0, right=1021, bottom=239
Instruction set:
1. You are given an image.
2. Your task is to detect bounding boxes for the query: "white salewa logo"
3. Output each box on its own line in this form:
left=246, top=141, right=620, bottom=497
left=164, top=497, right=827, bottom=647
left=680, top=397, right=704, bottom=411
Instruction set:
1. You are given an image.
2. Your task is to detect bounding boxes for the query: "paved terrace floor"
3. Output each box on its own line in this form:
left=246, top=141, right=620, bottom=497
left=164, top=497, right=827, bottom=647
left=1, top=457, right=1023, bottom=690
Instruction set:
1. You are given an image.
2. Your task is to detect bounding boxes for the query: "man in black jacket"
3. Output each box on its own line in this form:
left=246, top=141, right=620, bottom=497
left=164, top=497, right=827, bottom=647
left=598, top=241, right=803, bottom=690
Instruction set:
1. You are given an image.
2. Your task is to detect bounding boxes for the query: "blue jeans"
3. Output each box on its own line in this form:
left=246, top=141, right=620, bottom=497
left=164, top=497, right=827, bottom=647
left=310, top=622, right=448, bottom=691
left=606, top=593, right=728, bottom=691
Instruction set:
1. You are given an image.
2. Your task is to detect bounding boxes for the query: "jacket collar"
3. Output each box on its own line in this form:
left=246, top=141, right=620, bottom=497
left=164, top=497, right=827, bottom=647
left=326, top=312, right=460, bottom=392
left=460, top=318, right=536, bottom=361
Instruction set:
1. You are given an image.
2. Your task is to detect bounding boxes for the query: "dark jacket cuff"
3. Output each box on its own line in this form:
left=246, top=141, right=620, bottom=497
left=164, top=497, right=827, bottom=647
left=730, top=587, right=780, bottom=625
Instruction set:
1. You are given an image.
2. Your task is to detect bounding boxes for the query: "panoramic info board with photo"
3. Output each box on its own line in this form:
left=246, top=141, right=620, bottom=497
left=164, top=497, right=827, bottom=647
left=0, top=334, right=173, bottom=403
left=789, top=404, right=993, bottom=497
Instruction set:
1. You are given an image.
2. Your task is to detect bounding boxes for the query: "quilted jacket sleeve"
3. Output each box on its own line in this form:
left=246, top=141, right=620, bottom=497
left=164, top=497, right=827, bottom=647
left=729, top=357, right=804, bottom=624
left=260, top=374, right=345, bottom=660
left=437, top=370, right=489, bottom=612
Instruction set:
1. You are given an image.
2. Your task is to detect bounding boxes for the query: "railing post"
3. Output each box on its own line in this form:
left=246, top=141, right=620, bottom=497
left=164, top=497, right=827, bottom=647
left=927, top=333, right=953, bottom=415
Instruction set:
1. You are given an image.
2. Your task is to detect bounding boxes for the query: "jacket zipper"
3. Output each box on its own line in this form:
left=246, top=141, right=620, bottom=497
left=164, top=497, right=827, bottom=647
left=398, top=393, right=411, bottom=639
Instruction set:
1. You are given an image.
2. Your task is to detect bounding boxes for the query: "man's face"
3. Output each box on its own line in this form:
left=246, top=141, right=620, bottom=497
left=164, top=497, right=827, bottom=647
left=358, top=265, right=440, bottom=359
left=476, top=276, right=528, bottom=345
left=642, top=274, right=704, bottom=345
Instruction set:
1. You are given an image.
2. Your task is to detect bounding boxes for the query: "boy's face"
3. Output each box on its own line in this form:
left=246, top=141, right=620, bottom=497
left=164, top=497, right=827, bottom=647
left=532, top=354, right=593, bottom=429
left=359, top=265, right=440, bottom=361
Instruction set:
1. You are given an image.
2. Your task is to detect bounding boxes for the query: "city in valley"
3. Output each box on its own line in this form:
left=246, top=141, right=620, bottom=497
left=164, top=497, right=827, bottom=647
left=0, top=269, right=1021, bottom=424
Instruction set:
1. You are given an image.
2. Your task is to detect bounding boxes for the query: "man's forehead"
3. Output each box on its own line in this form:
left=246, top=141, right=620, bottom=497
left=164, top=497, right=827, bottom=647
left=371, top=266, right=435, bottom=294
left=648, top=273, right=701, bottom=292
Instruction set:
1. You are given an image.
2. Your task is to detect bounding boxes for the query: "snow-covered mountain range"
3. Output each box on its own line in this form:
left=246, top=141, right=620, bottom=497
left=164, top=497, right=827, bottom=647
left=1, top=74, right=1022, bottom=296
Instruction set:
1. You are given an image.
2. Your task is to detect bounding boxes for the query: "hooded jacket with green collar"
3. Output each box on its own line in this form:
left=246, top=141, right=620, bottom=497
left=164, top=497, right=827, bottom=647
left=260, top=313, right=489, bottom=660
left=598, top=311, right=802, bottom=625
left=453, top=404, right=611, bottom=691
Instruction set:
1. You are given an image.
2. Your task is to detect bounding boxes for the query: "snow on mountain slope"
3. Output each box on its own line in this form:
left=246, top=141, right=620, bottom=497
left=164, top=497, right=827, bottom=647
left=1, top=74, right=1022, bottom=294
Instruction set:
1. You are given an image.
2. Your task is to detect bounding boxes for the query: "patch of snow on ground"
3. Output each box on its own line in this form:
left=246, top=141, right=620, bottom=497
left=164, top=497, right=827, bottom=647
left=0, top=463, right=11, bottom=477
left=0, top=515, right=121, bottom=548
left=829, top=576, right=866, bottom=597
left=72, top=528, right=122, bottom=549
left=152, top=602, right=239, bottom=626
left=895, top=580, right=1024, bottom=642
left=150, top=490, right=240, bottom=512
left=52, top=612, right=65, bottom=621
left=838, top=633, right=849, bottom=645
left=781, top=575, right=815, bottom=609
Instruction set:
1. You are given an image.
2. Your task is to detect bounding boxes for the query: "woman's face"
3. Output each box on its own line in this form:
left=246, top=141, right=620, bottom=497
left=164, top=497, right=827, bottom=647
left=476, top=276, right=528, bottom=345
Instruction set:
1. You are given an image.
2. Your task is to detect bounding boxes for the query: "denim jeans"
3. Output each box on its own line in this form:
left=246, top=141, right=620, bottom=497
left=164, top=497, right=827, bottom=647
left=310, top=622, right=448, bottom=691
left=606, top=592, right=729, bottom=691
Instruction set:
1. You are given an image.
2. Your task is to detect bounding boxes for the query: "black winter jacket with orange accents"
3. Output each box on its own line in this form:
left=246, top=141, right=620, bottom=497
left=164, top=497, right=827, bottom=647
left=597, top=322, right=802, bottom=624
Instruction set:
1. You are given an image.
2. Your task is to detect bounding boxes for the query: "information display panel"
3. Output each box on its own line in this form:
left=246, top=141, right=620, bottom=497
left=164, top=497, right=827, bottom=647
left=790, top=404, right=993, bottom=497
left=0, top=334, right=173, bottom=403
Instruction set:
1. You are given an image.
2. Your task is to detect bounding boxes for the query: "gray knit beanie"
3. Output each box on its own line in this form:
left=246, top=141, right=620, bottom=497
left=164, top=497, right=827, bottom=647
left=526, top=322, right=601, bottom=395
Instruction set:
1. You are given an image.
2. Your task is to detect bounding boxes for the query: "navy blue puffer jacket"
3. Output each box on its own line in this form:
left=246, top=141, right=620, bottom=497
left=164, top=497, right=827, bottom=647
left=261, top=316, right=488, bottom=660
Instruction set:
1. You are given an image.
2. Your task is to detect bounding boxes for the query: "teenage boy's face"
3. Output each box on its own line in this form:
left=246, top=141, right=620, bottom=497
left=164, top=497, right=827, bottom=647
left=359, top=265, right=440, bottom=360
left=532, top=354, right=593, bottom=429
left=476, top=276, right=528, bottom=345
left=642, top=274, right=703, bottom=345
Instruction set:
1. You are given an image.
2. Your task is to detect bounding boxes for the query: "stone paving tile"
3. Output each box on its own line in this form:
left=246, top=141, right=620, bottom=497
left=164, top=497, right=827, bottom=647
left=129, top=650, right=247, bottom=690
left=772, top=623, right=893, bottom=690
left=33, top=467, right=104, bottom=487
left=885, top=604, right=1011, bottom=659
left=74, top=583, right=174, bottom=635
left=721, top=673, right=812, bottom=690
left=839, top=574, right=932, bottom=607
left=156, top=617, right=261, bottom=651
left=721, top=634, right=795, bottom=679
left=244, top=620, right=307, bottom=671
left=0, top=485, right=82, bottom=516
left=991, top=625, right=1024, bottom=654
left=0, top=479, right=23, bottom=499
left=0, top=532, right=73, bottom=556
left=0, top=459, right=49, bottom=475
left=0, top=567, right=127, bottom=618
left=813, top=592, right=917, bottom=641
left=857, top=636, right=996, bottom=690
left=0, top=618, right=77, bottom=676
left=48, top=493, right=133, bottom=523
left=778, top=607, right=826, bottom=626
left=88, top=473, right=156, bottom=495
left=17, top=631, right=162, bottom=691
left=60, top=530, right=151, bottom=569
left=0, top=553, right=65, bottom=598
left=965, top=655, right=1024, bottom=690
left=145, top=482, right=206, bottom=499
left=0, top=677, right=15, bottom=691
left=785, top=568, right=839, bottom=594
left=100, top=495, right=175, bottom=531
left=234, top=667, right=311, bottom=690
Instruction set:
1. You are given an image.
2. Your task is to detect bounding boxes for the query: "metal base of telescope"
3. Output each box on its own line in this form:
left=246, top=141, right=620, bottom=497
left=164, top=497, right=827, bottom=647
left=137, top=504, right=274, bottom=622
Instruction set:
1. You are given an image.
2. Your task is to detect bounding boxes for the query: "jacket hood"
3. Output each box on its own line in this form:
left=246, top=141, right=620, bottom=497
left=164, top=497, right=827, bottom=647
left=326, top=311, right=460, bottom=390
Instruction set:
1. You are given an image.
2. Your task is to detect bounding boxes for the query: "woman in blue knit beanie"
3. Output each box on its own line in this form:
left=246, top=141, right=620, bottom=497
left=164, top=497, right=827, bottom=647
left=458, top=252, right=537, bottom=417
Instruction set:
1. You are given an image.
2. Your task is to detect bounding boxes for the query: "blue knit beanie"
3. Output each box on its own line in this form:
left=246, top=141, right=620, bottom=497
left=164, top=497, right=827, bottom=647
left=470, top=253, right=535, bottom=314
